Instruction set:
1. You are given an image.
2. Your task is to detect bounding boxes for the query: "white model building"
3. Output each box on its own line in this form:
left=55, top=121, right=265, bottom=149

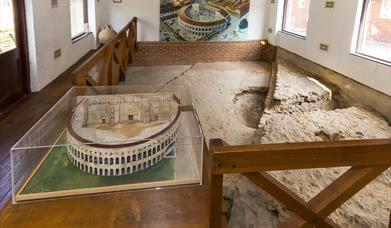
left=178, top=3, right=231, bottom=40
left=66, top=93, right=181, bottom=176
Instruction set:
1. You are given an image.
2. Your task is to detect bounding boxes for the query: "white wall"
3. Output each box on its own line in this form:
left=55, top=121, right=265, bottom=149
left=26, top=0, right=96, bottom=92
left=106, top=0, right=269, bottom=41
left=248, top=0, right=269, bottom=40
left=267, top=0, right=391, bottom=96
left=25, top=0, right=268, bottom=92
left=106, top=0, right=160, bottom=41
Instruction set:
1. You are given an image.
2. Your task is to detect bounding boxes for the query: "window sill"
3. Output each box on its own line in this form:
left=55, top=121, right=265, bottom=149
left=279, top=31, right=306, bottom=40
left=72, top=32, right=92, bottom=44
left=351, top=52, right=391, bottom=67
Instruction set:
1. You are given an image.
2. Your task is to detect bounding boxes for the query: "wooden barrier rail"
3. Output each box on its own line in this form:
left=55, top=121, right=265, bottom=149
left=73, top=17, right=138, bottom=86
left=208, top=138, right=391, bottom=228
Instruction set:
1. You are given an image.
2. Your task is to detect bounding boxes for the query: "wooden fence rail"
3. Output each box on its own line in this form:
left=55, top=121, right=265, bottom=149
left=73, top=17, right=138, bottom=86
left=208, top=138, right=391, bottom=228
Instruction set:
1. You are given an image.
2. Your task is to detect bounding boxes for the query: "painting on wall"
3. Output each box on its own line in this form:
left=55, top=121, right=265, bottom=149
left=160, top=0, right=250, bottom=41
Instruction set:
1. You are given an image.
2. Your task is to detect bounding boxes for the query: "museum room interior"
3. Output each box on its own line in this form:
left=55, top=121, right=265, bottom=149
left=0, top=0, right=390, bottom=227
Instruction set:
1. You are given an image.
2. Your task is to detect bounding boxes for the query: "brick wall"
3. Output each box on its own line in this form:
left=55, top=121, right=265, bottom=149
left=131, top=40, right=269, bottom=66
left=368, top=0, right=390, bottom=43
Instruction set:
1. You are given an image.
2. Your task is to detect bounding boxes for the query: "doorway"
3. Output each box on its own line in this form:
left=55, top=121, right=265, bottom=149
left=0, top=0, right=30, bottom=113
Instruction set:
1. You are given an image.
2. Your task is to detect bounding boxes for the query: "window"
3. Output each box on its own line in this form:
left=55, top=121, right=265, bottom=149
left=380, top=0, right=391, bottom=19
left=356, top=0, right=391, bottom=63
left=70, top=0, right=88, bottom=39
left=282, top=0, right=311, bottom=37
left=298, top=0, right=306, bottom=8
left=0, top=0, right=16, bottom=54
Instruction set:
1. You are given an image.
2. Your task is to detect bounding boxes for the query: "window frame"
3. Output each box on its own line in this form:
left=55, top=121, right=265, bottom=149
left=70, top=0, right=89, bottom=41
left=355, top=0, right=391, bottom=65
left=281, top=0, right=309, bottom=39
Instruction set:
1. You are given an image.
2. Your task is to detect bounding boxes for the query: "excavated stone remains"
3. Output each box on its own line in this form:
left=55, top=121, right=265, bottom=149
left=151, top=62, right=391, bottom=227
left=225, top=60, right=391, bottom=228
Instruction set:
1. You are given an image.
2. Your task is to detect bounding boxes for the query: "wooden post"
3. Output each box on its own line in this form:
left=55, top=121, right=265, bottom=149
left=388, top=211, right=391, bottom=228
left=133, top=17, right=138, bottom=50
left=209, top=139, right=226, bottom=228
left=74, top=72, right=86, bottom=86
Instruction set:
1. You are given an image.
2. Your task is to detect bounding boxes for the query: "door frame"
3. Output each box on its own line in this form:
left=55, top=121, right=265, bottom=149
left=0, top=0, right=30, bottom=114
left=14, top=0, right=30, bottom=94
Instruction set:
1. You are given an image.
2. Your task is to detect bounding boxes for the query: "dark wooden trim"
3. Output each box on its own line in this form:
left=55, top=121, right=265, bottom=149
left=0, top=0, right=31, bottom=113
left=14, top=0, right=30, bottom=94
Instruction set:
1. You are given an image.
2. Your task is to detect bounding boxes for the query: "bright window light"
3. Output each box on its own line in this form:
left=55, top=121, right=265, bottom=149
left=70, top=0, right=88, bottom=39
left=0, top=0, right=16, bottom=54
left=356, top=0, right=391, bottom=63
left=282, top=0, right=311, bottom=37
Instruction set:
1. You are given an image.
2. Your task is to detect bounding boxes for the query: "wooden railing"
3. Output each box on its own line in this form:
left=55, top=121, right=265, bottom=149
left=73, top=17, right=138, bottom=86
left=208, top=138, right=391, bottom=228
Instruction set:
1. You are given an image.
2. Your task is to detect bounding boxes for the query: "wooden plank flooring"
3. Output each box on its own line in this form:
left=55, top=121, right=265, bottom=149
left=0, top=53, right=210, bottom=227
left=0, top=53, right=98, bottom=208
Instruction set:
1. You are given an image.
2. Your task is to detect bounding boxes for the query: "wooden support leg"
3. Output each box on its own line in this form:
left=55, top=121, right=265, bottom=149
left=210, top=174, right=223, bottom=228
left=389, top=211, right=391, bottom=228
left=280, top=166, right=388, bottom=228
left=244, top=172, right=338, bottom=228
left=209, top=139, right=228, bottom=228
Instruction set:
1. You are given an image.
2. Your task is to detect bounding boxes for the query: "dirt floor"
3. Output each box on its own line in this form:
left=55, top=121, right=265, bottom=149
left=123, top=61, right=391, bottom=228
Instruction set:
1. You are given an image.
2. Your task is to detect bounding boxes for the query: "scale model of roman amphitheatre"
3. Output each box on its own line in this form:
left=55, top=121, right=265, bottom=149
left=66, top=93, right=181, bottom=177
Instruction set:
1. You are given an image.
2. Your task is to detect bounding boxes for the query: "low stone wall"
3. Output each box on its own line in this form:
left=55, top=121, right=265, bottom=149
left=276, top=47, right=391, bottom=123
left=131, top=40, right=271, bottom=66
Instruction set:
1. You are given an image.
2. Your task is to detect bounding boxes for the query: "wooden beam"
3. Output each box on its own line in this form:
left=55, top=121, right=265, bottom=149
left=211, top=139, right=391, bottom=174
left=244, top=172, right=338, bottom=228
left=280, top=166, right=388, bottom=228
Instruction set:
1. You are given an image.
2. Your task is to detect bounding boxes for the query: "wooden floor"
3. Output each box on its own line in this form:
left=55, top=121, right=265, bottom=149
left=0, top=53, right=210, bottom=227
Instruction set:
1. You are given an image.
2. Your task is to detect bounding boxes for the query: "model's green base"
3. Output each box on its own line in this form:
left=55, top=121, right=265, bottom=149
left=21, top=133, right=175, bottom=195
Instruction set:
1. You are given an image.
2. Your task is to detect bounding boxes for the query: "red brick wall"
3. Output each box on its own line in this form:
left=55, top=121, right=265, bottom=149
left=131, top=40, right=267, bottom=66
left=288, top=0, right=310, bottom=29
left=368, top=0, right=391, bottom=43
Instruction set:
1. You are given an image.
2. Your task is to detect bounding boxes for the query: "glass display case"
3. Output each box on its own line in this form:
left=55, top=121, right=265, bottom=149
left=10, top=85, right=204, bottom=203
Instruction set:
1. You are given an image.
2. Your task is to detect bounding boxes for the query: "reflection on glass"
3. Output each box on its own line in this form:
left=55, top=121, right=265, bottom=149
left=283, top=0, right=311, bottom=37
left=357, top=0, right=391, bottom=63
left=0, top=0, right=16, bottom=54
left=11, top=86, right=203, bottom=203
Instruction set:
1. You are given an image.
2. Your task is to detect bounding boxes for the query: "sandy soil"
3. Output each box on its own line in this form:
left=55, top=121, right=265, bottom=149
left=124, top=61, right=391, bottom=227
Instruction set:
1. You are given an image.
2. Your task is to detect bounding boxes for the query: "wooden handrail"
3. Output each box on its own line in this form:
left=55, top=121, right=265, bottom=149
left=208, top=138, right=391, bottom=228
left=73, top=17, right=138, bottom=86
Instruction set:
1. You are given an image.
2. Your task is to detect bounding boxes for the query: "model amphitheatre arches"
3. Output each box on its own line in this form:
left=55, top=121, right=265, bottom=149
left=66, top=93, right=181, bottom=176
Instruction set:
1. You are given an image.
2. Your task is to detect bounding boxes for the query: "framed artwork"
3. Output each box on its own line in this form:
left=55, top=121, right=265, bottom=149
left=160, top=0, right=250, bottom=42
